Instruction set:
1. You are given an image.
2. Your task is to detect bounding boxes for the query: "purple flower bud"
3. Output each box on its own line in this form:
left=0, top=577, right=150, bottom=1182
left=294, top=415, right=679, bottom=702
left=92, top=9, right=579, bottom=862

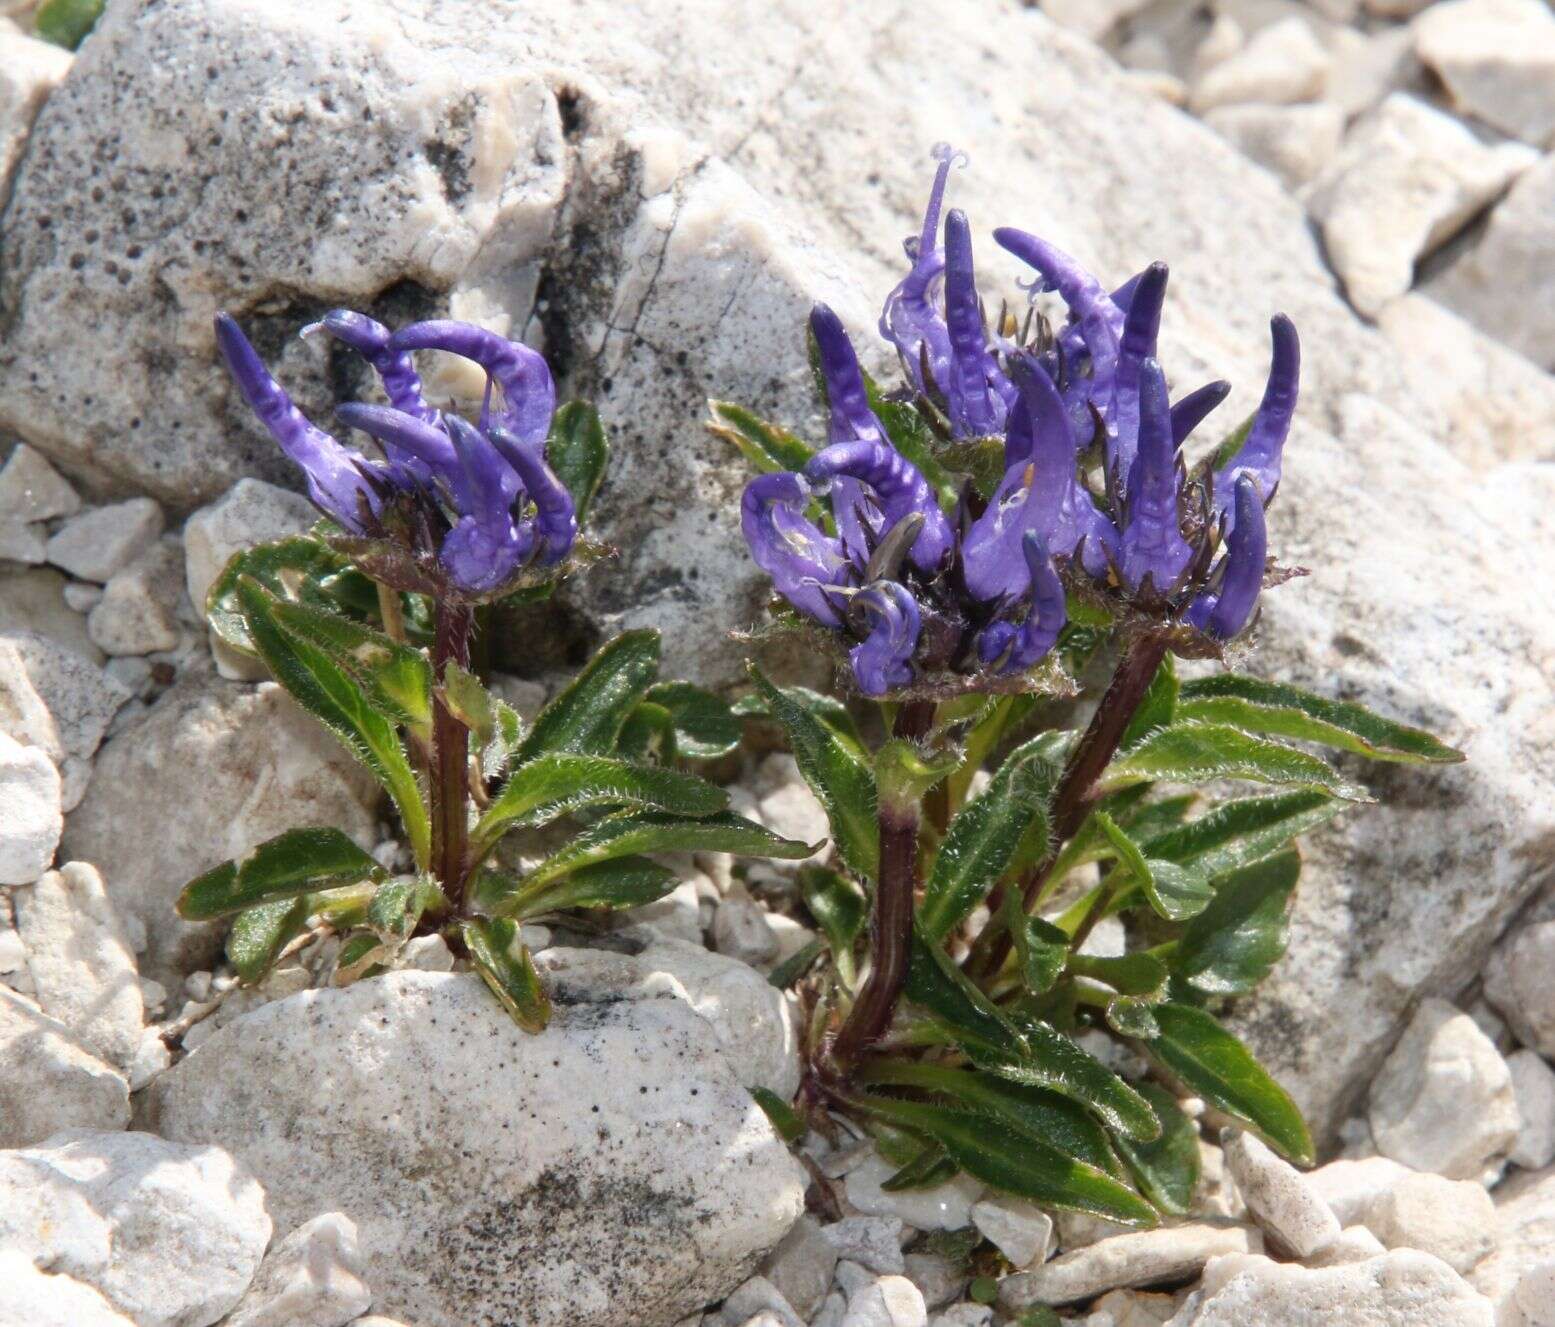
left=1214, top=315, right=1299, bottom=529
left=810, top=304, right=888, bottom=446
left=1118, top=358, right=1193, bottom=594
left=880, top=145, right=958, bottom=396
left=486, top=423, right=578, bottom=567
left=942, top=209, right=1013, bottom=437
left=1186, top=475, right=1267, bottom=639
left=306, top=310, right=437, bottom=425
left=975, top=533, right=1066, bottom=673
left=1111, top=262, right=1169, bottom=478
left=848, top=582, right=922, bottom=696
left=1170, top=380, right=1231, bottom=446
left=804, top=440, right=954, bottom=576
left=440, top=415, right=527, bottom=593
left=390, top=321, right=556, bottom=448
left=214, top=314, right=381, bottom=533
left=741, top=472, right=848, bottom=628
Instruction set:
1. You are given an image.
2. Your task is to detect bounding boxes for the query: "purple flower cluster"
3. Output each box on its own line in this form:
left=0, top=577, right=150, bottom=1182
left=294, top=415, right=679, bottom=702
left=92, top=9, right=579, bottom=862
left=215, top=312, right=576, bottom=597
left=741, top=147, right=1299, bottom=696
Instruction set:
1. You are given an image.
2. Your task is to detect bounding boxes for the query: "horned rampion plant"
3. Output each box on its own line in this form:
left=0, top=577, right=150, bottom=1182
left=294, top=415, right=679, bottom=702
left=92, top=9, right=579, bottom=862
left=719, top=147, right=1463, bottom=1224
left=177, top=312, right=812, bottom=1030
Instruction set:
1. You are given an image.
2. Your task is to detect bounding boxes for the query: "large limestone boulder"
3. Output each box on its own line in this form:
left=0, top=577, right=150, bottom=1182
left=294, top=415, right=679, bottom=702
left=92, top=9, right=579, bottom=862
left=1, top=0, right=1551, bottom=1139
left=145, top=970, right=806, bottom=1327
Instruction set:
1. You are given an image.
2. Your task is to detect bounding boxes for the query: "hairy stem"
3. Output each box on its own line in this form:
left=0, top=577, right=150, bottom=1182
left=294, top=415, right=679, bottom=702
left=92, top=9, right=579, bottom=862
left=431, top=600, right=474, bottom=911
left=828, top=699, right=936, bottom=1078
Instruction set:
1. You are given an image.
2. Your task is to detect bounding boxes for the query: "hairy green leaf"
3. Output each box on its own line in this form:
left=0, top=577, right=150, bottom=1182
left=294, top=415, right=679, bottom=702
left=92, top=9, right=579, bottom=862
left=1172, top=849, right=1300, bottom=995
left=906, top=925, right=1028, bottom=1060
left=750, top=1086, right=807, bottom=1142
left=547, top=401, right=609, bottom=524
left=1100, top=722, right=1372, bottom=801
left=799, top=865, right=867, bottom=986
left=644, top=681, right=741, bottom=760
left=876, top=739, right=958, bottom=816
left=1106, top=996, right=1162, bottom=1040
left=225, top=895, right=312, bottom=985
left=1093, top=811, right=1214, bottom=921
left=519, top=630, right=662, bottom=761
left=767, top=937, right=825, bottom=990
left=708, top=400, right=817, bottom=473
left=1114, top=1082, right=1201, bottom=1215
left=206, top=536, right=351, bottom=655
left=1069, top=952, right=1169, bottom=997
left=178, top=828, right=383, bottom=921
left=1177, top=675, right=1463, bottom=765
left=462, top=918, right=552, bottom=1033
left=880, top=1145, right=960, bottom=1191
left=503, top=856, right=679, bottom=919
left=733, top=685, right=865, bottom=749
left=365, top=875, right=439, bottom=940
left=615, top=701, right=677, bottom=763
left=1141, top=790, right=1344, bottom=880
left=1005, top=893, right=1071, bottom=996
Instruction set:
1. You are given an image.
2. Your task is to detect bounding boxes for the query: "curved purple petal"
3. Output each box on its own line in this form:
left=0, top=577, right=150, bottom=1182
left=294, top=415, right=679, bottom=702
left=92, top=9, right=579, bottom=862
left=942, top=209, right=1013, bottom=437
left=1186, top=475, right=1267, bottom=639
left=848, top=582, right=921, bottom=696
left=335, top=402, right=463, bottom=500
left=306, top=310, right=437, bottom=424
left=804, top=440, right=954, bottom=576
left=1214, top=315, right=1299, bottom=527
left=1119, top=358, right=1193, bottom=593
left=741, top=472, right=848, bottom=628
left=810, top=304, right=888, bottom=446
left=390, top=321, right=556, bottom=448
left=880, top=146, right=956, bottom=395
left=439, top=416, right=528, bottom=594
left=1170, top=380, right=1231, bottom=446
left=1111, top=262, right=1169, bottom=478
left=975, top=533, right=1067, bottom=673
left=486, top=423, right=578, bottom=566
left=214, top=313, right=380, bottom=533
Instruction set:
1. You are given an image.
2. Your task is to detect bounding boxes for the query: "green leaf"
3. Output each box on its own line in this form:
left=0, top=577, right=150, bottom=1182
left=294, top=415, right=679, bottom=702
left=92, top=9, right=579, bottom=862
left=481, top=700, right=524, bottom=784
left=865, top=378, right=960, bottom=515
left=906, top=924, right=1028, bottom=1060
left=1069, top=952, right=1169, bottom=997
left=875, top=739, right=958, bottom=816
left=333, top=930, right=389, bottom=983
left=501, top=856, right=678, bottom=919
left=1093, top=811, right=1214, bottom=922
left=462, top=918, right=552, bottom=1033
left=1146, top=1002, right=1312, bottom=1164
left=439, top=663, right=495, bottom=745
left=365, top=875, right=438, bottom=940
left=733, top=685, right=864, bottom=750
left=546, top=401, right=609, bottom=524
left=750, top=1086, right=807, bottom=1142
left=1114, top=1082, right=1201, bottom=1216
left=849, top=1095, right=1156, bottom=1225
left=799, top=865, right=867, bottom=986
left=1176, top=675, right=1464, bottom=765
left=477, top=753, right=726, bottom=844
left=919, top=734, right=1064, bottom=942
left=616, top=701, right=677, bottom=763
left=518, top=630, right=662, bottom=762
left=1207, top=411, right=1255, bottom=472
left=749, top=664, right=877, bottom=879
left=1121, top=654, right=1178, bottom=749
left=708, top=400, right=817, bottom=474
left=972, top=1016, right=1160, bottom=1143
left=1106, top=996, right=1162, bottom=1040
left=1100, top=722, right=1373, bottom=802
left=858, top=1059, right=1124, bottom=1177
left=1004, top=892, right=1071, bottom=996
left=237, top=580, right=432, bottom=866
left=504, top=811, right=813, bottom=912
left=225, top=896, right=312, bottom=984
left=1172, top=849, right=1300, bottom=995
left=1141, top=790, right=1344, bottom=881
left=177, top=828, right=383, bottom=921
left=206, top=535, right=351, bottom=656
left=644, top=682, right=741, bottom=760
left=881, top=1145, right=959, bottom=1191
left=34, top=0, right=104, bottom=49
left=767, top=937, right=825, bottom=990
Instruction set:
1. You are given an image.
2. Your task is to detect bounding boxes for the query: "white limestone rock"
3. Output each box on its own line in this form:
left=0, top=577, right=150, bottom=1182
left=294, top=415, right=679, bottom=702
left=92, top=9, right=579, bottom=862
left=1306, top=94, right=1536, bottom=317
left=1485, top=923, right=1555, bottom=1059
left=1475, top=1166, right=1555, bottom=1319
left=719, top=1275, right=804, bottom=1327
left=1367, top=998, right=1520, bottom=1179
left=1367, top=1171, right=1495, bottom=1274
left=1189, top=17, right=1331, bottom=113
left=1510, top=1262, right=1555, bottom=1327
left=0, top=727, right=59, bottom=883
left=712, top=891, right=781, bottom=967
left=0, top=630, right=129, bottom=809
left=61, top=675, right=381, bottom=981
left=759, top=1215, right=840, bottom=1320
left=1306, top=1156, right=1415, bottom=1227
left=1202, top=102, right=1343, bottom=192
left=0, top=1252, right=135, bottom=1327
left=1305, top=1224, right=1388, bottom=1268
left=0, top=1128, right=271, bottom=1327
left=1364, top=0, right=1435, bottom=15
left=0, top=442, right=78, bottom=522
left=751, top=754, right=829, bottom=859
left=901, top=1252, right=965, bottom=1311
left=1429, top=152, right=1555, bottom=371
left=87, top=538, right=183, bottom=656
left=1038, top=0, right=1154, bottom=42
left=1414, top=0, right=1555, bottom=147
left=224, top=1212, right=372, bottom=1327
left=0, top=27, right=71, bottom=201
left=1220, top=1127, right=1339, bottom=1258
left=45, top=499, right=164, bottom=583
left=0, top=518, right=44, bottom=563
left=819, top=1217, right=906, bottom=1276
left=1164, top=1249, right=1494, bottom=1325
left=0, top=566, right=101, bottom=663
left=970, top=1195, right=1055, bottom=1270
left=844, top=1151, right=984, bottom=1232
left=1511, top=1051, right=1555, bottom=1171
left=1000, top=1223, right=1261, bottom=1309
left=13, top=861, right=142, bottom=1069
left=146, top=971, right=806, bottom=1327
left=840, top=1275, right=927, bottom=1327
left=0, top=985, right=128, bottom=1145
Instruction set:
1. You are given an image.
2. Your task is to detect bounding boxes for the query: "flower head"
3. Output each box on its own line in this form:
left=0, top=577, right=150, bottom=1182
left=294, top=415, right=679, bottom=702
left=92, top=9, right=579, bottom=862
left=215, top=312, right=576, bottom=598
left=738, top=149, right=1300, bottom=694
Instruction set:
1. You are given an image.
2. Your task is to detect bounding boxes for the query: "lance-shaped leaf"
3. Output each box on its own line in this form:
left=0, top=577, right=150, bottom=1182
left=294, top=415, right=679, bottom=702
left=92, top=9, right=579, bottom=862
left=750, top=1086, right=807, bottom=1143
left=518, top=630, right=662, bottom=762
left=733, top=685, right=866, bottom=750
left=178, top=828, right=384, bottom=921
left=501, top=811, right=813, bottom=915
left=644, top=681, right=741, bottom=760
left=439, top=662, right=496, bottom=745
left=500, top=856, right=679, bottom=919
left=876, top=739, right=958, bottom=816
left=1092, top=811, right=1214, bottom=922
left=749, top=664, right=878, bottom=879
left=800, top=865, right=867, bottom=987
left=906, top=924, right=1029, bottom=1060
left=546, top=401, right=609, bottom=524
left=708, top=399, right=817, bottom=473
left=226, top=895, right=312, bottom=985
left=237, top=579, right=431, bottom=867
left=1145, top=1002, right=1312, bottom=1164
left=1069, top=952, right=1169, bottom=997
left=919, top=734, right=1064, bottom=941
left=365, top=875, right=441, bottom=940
left=1171, top=849, right=1300, bottom=995
left=848, top=1094, right=1156, bottom=1225
left=481, top=699, right=524, bottom=784
left=462, top=918, right=552, bottom=1033
left=1141, top=790, right=1344, bottom=880
left=1099, top=723, right=1371, bottom=802
left=205, top=535, right=350, bottom=655
left=767, top=937, right=825, bottom=990
left=476, top=753, right=727, bottom=845
left=881, top=1145, right=960, bottom=1192
left=1113, top=1082, right=1201, bottom=1216
left=1177, top=675, right=1463, bottom=765
left=1004, top=892, right=1070, bottom=996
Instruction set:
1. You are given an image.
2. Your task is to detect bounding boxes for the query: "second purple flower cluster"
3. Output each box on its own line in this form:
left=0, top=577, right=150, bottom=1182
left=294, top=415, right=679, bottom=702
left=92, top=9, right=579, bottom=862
left=742, top=148, right=1300, bottom=696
